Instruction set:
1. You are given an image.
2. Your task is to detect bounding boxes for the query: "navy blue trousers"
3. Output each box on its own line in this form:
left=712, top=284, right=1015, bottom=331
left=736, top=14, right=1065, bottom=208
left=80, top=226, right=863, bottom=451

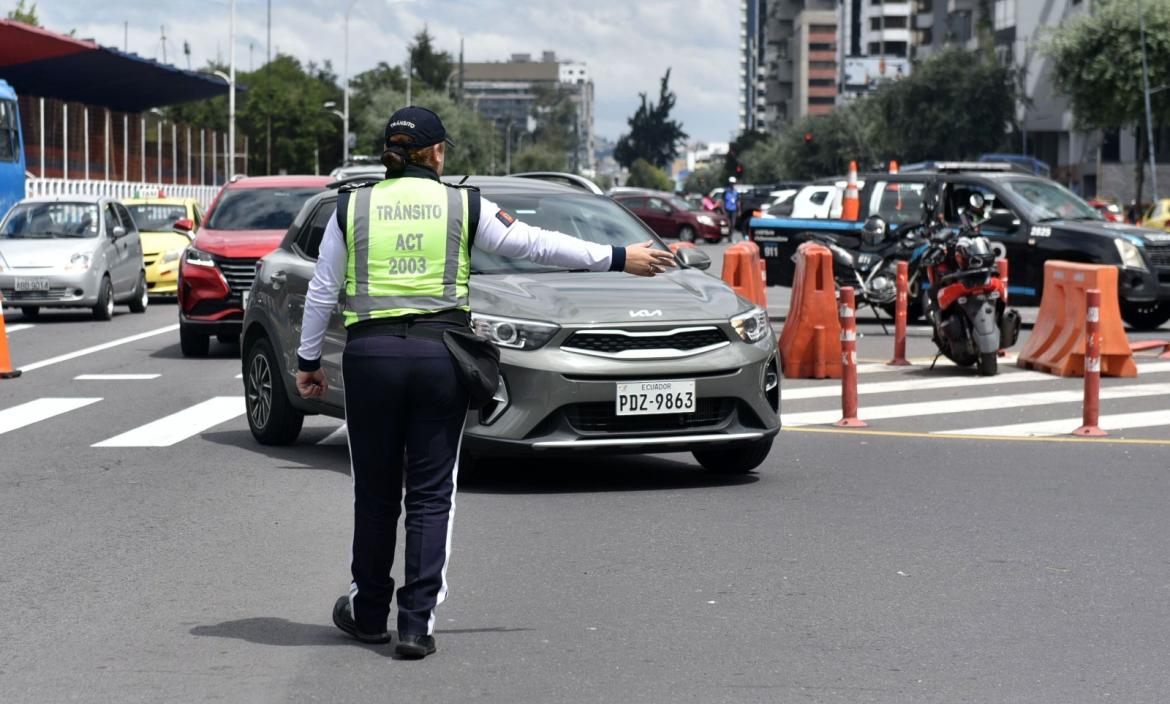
left=342, top=334, right=468, bottom=636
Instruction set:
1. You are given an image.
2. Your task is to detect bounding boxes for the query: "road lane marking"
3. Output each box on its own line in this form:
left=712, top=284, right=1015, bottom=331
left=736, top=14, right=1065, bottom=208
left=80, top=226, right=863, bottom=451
left=783, top=362, right=1170, bottom=400
left=4, top=324, right=33, bottom=333
left=782, top=426, right=1170, bottom=446
left=74, top=374, right=161, bottom=380
left=938, top=410, right=1170, bottom=437
left=319, top=424, right=348, bottom=445
left=0, top=398, right=102, bottom=436
left=780, top=383, right=1170, bottom=427
left=21, top=324, right=179, bottom=372
left=93, top=396, right=244, bottom=447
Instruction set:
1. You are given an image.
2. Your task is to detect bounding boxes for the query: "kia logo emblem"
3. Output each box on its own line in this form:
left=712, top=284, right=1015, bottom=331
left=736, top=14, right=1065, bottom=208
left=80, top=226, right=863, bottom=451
left=629, top=309, right=663, bottom=318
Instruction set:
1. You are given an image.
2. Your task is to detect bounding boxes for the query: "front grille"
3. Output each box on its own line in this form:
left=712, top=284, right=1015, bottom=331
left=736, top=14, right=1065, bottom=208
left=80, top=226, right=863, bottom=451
left=565, top=398, right=733, bottom=434
left=563, top=327, right=728, bottom=358
left=0, top=287, right=73, bottom=301
left=1146, top=243, right=1170, bottom=268
left=214, top=256, right=258, bottom=295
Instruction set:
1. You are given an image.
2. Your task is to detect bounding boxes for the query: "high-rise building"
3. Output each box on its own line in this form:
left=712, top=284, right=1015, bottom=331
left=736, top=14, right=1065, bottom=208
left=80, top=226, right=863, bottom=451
left=461, top=51, right=595, bottom=174
left=740, top=0, right=767, bottom=132
left=838, top=0, right=914, bottom=102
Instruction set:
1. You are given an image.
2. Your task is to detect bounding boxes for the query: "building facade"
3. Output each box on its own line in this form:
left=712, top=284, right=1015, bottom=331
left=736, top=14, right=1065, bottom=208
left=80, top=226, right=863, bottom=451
left=838, top=0, right=914, bottom=102
left=461, top=51, right=595, bottom=174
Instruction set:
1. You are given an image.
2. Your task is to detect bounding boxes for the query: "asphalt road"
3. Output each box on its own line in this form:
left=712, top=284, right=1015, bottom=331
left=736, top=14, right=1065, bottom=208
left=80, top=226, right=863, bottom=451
left=2, top=261, right=1169, bottom=703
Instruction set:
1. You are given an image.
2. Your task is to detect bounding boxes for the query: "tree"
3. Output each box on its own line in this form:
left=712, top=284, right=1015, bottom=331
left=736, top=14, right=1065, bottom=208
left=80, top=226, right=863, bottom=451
left=625, top=158, right=674, bottom=191
left=512, top=143, right=568, bottom=173
left=614, top=70, right=688, bottom=169
left=349, top=62, right=407, bottom=120
left=1046, top=0, right=1170, bottom=206
left=5, top=0, right=37, bottom=25
left=526, top=84, right=580, bottom=170
left=682, top=166, right=721, bottom=195
left=409, top=28, right=454, bottom=94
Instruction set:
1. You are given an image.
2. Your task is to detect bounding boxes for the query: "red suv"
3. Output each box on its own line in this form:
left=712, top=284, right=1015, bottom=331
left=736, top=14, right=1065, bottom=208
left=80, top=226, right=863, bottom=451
left=610, top=189, right=729, bottom=243
left=178, top=175, right=331, bottom=356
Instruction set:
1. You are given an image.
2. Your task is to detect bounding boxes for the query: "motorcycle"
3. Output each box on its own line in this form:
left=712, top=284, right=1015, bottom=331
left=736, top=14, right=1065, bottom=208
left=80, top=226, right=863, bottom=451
left=920, top=194, right=1021, bottom=376
left=808, top=215, right=926, bottom=322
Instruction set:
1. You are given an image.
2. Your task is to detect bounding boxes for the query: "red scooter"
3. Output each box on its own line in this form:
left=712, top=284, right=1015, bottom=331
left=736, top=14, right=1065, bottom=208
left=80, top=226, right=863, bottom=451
left=921, top=193, right=1021, bottom=375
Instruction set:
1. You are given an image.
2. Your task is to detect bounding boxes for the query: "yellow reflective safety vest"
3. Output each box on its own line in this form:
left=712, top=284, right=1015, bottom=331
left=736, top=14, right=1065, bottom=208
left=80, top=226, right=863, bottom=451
left=342, top=177, right=471, bottom=326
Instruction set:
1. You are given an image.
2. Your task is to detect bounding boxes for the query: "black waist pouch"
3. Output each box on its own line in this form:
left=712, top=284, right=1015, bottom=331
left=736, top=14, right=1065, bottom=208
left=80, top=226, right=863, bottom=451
left=440, top=328, right=501, bottom=409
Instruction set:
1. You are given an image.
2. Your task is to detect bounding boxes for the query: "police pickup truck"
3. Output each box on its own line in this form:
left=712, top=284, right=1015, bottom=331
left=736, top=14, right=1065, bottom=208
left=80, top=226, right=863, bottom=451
left=748, top=164, right=1170, bottom=330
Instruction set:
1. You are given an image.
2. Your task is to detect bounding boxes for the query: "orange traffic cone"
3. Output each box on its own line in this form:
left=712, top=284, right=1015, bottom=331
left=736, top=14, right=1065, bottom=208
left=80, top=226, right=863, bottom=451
left=841, top=160, right=860, bottom=221
left=0, top=295, right=22, bottom=379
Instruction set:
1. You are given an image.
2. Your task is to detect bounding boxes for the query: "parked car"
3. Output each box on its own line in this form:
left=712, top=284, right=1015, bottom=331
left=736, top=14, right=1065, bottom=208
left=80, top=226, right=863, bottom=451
left=241, top=176, right=781, bottom=473
left=0, top=195, right=148, bottom=319
left=1087, top=198, right=1127, bottom=223
left=1139, top=198, right=1170, bottom=231
left=749, top=164, right=1170, bottom=330
left=178, top=175, right=331, bottom=356
left=610, top=189, right=730, bottom=242
left=123, top=196, right=204, bottom=296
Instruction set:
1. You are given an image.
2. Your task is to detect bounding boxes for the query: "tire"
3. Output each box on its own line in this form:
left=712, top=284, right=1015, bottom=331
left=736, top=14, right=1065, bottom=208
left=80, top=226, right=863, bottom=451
left=1120, top=299, right=1170, bottom=331
left=977, top=352, right=998, bottom=376
left=677, top=225, right=696, bottom=243
left=179, top=323, right=210, bottom=357
left=92, top=276, right=114, bottom=321
left=692, top=437, right=773, bottom=474
left=20, top=306, right=39, bottom=318
left=244, top=336, right=304, bottom=445
left=128, top=272, right=149, bottom=313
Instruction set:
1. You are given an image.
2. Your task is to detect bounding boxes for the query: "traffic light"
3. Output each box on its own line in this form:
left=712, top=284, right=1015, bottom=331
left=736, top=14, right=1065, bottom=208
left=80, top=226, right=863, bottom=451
left=803, top=132, right=814, bottom=143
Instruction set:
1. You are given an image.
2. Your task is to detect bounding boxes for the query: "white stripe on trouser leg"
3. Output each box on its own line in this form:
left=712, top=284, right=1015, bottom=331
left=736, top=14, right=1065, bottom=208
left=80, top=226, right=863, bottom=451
left=426, top=426, right=465, bottom=636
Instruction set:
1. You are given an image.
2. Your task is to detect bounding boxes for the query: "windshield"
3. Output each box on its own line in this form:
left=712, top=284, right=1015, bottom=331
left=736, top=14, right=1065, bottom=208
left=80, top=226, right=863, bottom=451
left=867, top=181, right=928, bottom=226
left=999, top=179, right=1100, bottom=221
left=668, top=196, right=696, bottom=211
left=126, top=204, right=187, bottom=231
left=0, top=203, right=100, bottom=239
left=206, top=187, right=323, bottom=230
left=471, top=193, right=667, bottom=274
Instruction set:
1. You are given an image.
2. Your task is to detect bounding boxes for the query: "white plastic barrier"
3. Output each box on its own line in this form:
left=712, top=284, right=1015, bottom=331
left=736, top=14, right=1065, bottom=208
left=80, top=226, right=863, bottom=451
left=25, top=178, right=222, bottom=209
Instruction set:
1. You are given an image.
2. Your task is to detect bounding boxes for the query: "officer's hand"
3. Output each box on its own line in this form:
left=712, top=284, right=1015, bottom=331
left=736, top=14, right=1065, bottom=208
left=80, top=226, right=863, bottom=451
left=297, top=369, right=328, bottom=399
left=624, top=241, right=677, bottom=277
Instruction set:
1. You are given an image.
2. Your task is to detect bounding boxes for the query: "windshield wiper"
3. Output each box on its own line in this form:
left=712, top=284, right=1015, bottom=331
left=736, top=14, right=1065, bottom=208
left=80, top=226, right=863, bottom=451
left=1036, top=217, right=1065, bottom=223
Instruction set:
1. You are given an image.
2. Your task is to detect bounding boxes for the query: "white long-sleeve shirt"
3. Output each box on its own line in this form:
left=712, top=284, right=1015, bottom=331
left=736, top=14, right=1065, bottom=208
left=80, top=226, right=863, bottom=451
left=296, top=195, right=621, bottom=365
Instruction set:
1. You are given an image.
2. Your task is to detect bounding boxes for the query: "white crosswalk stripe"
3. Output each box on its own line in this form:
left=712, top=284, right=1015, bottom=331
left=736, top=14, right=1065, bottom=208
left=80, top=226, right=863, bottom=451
left=93, top=396, right=245, bottom=447
left=781, top=383, right=1170, bottom=427
left=4, top=323, right=33, bottom=334
left=75, top=374, right=161, bottom=380
left=938, top=410, right=1170, bottom=437
left=318, top=424, right=348, bottom=446
left=0, top=398, right=102, bottom=436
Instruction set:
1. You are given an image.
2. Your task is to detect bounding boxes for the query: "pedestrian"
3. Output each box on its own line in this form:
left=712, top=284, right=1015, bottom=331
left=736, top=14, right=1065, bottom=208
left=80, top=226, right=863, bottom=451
left=723, top=176, right=740, bottom=241
left=295, top=106, right=676, bottom=660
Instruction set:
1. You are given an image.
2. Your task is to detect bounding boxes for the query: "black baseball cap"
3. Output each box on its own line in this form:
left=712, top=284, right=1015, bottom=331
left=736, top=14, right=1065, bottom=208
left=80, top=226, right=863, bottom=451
left=384, top=106, right=455, bottom=148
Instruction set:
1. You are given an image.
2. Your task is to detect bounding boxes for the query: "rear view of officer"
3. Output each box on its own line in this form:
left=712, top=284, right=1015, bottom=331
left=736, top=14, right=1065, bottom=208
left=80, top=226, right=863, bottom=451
left=296, top=106, right=675, bottom=659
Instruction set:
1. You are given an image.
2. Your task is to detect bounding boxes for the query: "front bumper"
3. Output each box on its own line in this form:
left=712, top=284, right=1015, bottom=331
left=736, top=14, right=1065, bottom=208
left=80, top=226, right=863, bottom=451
left=462, top=324, right=781, bottom=456
left=1118, top=265, right=1170, bottom=303
left=144, top=253, right=180, bottom=294
left=0, top=268, right=104, bottom=307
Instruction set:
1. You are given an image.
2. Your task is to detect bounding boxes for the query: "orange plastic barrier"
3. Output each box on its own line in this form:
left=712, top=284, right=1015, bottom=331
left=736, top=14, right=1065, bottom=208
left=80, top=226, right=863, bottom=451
left=778, top=242, right=842, bottom=379
left=668, top=241, right=697, bottom=254
left=841, top=160, right=860, bottom=221
left=0, top=295, right=22, bottom=379
left=1016, top=261, right=1137, bottom=377
left=721, top=242, right=768, bottom=308
left=737, top=240, right=768, bottom=307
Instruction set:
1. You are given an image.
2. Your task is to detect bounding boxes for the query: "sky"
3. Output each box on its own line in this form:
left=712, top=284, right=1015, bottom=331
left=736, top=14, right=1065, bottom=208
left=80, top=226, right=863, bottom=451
left=34, top=0, right=741, bottom=145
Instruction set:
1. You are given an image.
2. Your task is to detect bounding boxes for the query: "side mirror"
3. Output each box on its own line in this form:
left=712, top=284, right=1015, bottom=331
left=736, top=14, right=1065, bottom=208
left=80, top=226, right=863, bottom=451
left=111, top=225, right=127, bottom=239
left=676, top=247, right=711, bottom=271
left=985, top=209, right=1021, bottom=231
left=173, top=218, right=195, bottom=233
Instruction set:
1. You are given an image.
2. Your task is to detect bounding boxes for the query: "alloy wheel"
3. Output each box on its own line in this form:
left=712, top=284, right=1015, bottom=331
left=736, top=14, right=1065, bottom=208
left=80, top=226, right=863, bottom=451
left=247, top=352, right=273, bottom=430
left=104, top=282, right=114, bottom=318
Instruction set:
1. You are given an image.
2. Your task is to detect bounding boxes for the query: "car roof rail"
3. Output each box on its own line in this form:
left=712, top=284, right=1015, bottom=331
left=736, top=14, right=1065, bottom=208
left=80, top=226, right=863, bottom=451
left=326, top=175, right=381, bottom=190
left=899, top=161, right=1014, bottom=173
left=510, top=172, right=605, bottom=195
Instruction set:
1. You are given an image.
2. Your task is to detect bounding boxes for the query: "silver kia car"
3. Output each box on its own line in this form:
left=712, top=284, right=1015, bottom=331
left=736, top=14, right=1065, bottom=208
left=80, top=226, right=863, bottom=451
left=241, top=177, right=780, bottom=473
left=0, top=195, right=149, bottom=320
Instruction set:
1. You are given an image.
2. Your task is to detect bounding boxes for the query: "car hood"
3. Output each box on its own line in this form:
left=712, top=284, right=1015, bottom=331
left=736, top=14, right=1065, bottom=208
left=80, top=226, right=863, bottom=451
left=140, top=231, right=192, bottom=255
left=0, top=238, right=99, bottom=267
left=469, top=268, right=748, bottom=324
left=193, top=229, right=286, bottom=259
left=1051, top=220, right=1170, bottom=245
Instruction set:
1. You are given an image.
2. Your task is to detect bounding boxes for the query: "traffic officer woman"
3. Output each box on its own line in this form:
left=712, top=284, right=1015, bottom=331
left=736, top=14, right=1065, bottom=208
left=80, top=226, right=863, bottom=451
left=295, top=106, right=675, bottom=659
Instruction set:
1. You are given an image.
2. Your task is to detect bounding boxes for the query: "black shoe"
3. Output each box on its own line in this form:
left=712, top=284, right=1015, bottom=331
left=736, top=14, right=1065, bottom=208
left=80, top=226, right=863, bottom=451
left=331, top=596, right=391, bottom=644
left=394, top=633, right=437, bottom=659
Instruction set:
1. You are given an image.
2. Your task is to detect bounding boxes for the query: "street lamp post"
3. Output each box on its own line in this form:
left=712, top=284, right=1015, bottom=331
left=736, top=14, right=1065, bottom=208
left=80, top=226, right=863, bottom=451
left=1138, top=0, right=1158, bottom=202
left=149, top=108, right=164, bottom=184
left=212, top=68, right=236, bottom=181
left=343, top=0, right=358, bottom=164
left=229, top=0, right=237, bottom=179
left=323, top=101, right=346, bottom=163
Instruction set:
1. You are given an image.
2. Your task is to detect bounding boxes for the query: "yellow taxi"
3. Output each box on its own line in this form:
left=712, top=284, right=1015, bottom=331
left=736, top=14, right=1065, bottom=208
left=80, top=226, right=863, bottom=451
left=123, top=196, right=204, bottom=295
left=1139, top=198, right=1170, bottom=231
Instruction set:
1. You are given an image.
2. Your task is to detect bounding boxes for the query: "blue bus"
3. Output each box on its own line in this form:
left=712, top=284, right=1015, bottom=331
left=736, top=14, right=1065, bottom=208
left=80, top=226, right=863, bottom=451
left=0, top=79, right=26, bottom=220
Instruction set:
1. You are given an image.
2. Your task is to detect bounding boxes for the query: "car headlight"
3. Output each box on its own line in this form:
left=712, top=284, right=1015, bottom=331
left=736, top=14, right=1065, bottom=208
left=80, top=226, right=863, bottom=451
left=183, top=247, right=216, bottom=267
left=65, top=252, right=92, bottom=271
left=471, top=313, right=560, bottom=350
left=696, top=215, right=715, bottom=227
left=1115, top=239, right=1148, bottom=271
left=162, top=248, right=184, bottom=263
left=731, top=307, right=770, bottom=344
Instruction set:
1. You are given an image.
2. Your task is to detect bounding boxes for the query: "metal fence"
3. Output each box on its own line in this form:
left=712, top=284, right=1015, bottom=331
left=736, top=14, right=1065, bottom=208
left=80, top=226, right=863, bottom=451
left=26, top=178, right=222, bottom=209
